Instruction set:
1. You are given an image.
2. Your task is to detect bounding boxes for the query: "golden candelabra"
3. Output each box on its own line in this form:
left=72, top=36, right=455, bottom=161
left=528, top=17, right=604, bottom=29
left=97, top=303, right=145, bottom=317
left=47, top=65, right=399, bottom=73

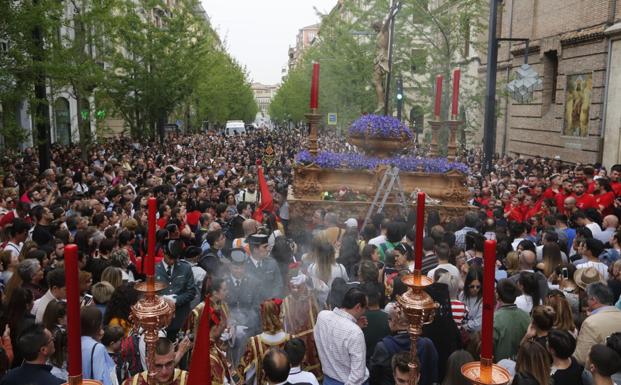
left=305, top=108, right=321, bottom=156
left=130, top=276, right=175, bottom=385
left=461, top=358, right=511, bottom=385
left=66, top=377, right=102, bottom=385
left=397, top=271, right=438, bottom=385
left=427, top=119, right=461, bottom=160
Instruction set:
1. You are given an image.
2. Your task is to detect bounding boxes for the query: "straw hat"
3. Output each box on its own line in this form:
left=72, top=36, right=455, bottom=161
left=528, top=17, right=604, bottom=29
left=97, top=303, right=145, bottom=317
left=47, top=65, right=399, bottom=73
left=574, top=267, right=606, bottom=290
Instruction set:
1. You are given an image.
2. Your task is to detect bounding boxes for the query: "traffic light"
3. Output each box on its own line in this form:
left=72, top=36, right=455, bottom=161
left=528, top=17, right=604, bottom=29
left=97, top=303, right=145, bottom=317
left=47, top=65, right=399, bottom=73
left=396, top=76, right=404, bottom=121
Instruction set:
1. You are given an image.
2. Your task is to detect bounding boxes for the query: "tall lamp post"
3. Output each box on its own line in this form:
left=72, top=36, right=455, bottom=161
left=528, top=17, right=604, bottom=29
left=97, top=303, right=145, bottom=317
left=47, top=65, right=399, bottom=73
left=482, top=0, right=540, bottom=174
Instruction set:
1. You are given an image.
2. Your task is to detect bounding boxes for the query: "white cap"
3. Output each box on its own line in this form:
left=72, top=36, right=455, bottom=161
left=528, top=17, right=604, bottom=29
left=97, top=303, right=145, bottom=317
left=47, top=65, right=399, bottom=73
left=344, top=218, right=358, bottom=228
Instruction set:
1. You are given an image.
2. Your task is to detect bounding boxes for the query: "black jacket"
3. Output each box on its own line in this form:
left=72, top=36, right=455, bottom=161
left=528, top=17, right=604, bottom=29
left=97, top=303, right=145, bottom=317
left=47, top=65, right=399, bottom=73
left=369, top=332, right=438, bottom=385
left=423, top=282, right=462, bottom=382
left=0, top=363, right=64, bottom=385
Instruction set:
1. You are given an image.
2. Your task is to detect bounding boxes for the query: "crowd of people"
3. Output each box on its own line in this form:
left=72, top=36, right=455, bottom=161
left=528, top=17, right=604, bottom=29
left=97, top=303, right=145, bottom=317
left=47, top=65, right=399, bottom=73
left=1, top=128, right=621, bottom=385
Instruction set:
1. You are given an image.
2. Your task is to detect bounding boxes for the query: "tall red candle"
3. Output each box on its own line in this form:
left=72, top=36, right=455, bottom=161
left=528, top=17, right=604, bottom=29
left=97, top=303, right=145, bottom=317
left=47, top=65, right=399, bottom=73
left=206, top=296, right=212, bottom=385
left=434, top=75, right=443, bottom=119
left=65, top=244, right=82, bottom=377
left=451, top=68, right=461, bottom=118
left=146, top=197, right=157, bottom=276
left=480, top=239, right=497, bottom=360
left=415, top=192, right=425, bottom=271
left=310, top=62, right=320, bottom=109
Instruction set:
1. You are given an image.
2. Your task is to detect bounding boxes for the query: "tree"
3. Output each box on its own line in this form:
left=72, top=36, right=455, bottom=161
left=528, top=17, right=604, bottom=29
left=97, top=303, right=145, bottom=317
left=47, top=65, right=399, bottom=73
left=270, top=0, right=486, bottom=143
left=1, top=0, right=258, bottom=148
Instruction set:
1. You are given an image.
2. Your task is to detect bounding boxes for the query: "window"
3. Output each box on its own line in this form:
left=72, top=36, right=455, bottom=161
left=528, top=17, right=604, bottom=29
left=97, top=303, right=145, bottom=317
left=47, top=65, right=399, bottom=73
left=410, top=48, right=426, bottom=73
left=542, top=50, right=558, bottom=114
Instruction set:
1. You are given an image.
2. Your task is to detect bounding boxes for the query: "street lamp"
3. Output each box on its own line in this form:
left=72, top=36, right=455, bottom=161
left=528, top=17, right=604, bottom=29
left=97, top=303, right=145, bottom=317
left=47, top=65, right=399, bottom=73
left=482, top=0, right=541, bottom=174
left=396, top=76, right=404, bottom=121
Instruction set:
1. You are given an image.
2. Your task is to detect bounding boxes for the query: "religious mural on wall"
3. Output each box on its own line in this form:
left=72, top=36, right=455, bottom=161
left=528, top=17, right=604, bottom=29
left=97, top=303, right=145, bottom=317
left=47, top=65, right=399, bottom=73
left=563, top=73, right=592, bottom=137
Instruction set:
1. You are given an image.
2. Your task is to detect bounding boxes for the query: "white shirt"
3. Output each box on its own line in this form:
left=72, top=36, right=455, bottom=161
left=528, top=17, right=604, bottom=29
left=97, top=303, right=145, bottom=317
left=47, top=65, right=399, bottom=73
left=586, top=222, right=602, bottom=238
left=307, top=263, right=348, bottom=287
left=427, top=263, right=460, bottom=281
left=368, top=235, right=386, bottom=248
left=32, top=290, right=59, bottom=324
left=515, top=294, right=539, bottom=314
left=511, top=237, right=525, bottom=251
left=576, top=260, right=609, bottom=280
left=313, top=308, right=369, bottom=384
left=287, top=366, right=319, bottom=385
left=2, top=241, right=21, bottom=258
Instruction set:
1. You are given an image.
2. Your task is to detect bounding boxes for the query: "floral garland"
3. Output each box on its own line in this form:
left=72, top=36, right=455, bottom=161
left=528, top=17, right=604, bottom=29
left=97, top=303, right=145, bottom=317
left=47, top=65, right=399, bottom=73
left=295, top=150, right=468, bottom=174
left=349, top=114, right=413, bottom=139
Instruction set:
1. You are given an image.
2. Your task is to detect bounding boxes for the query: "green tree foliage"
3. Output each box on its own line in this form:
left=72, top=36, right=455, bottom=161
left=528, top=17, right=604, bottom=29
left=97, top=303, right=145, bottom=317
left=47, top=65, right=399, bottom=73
left=0, top=0, right=257, bottom=145
left=270, top=0, right=486, bottom=139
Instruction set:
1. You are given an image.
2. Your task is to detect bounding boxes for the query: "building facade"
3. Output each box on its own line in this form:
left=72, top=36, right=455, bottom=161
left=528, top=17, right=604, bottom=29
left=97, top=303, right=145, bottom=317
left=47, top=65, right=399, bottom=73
left=287, top=23, right=320, bottom=70
left=486, top=0, right=621, bottom=166
left=252, top=83, right=279, bottom=116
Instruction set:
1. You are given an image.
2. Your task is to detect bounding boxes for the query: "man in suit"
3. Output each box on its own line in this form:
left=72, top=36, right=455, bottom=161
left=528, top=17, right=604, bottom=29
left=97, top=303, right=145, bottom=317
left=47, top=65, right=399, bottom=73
left=231, top=202, right=253, bottom=239
left=225, top=248, right=263, bottom=365
left=156, top=239, right=197, bottom=339
left=574, top=282, right=621, bottom=365
left=245, top=233, right=284, bottom=299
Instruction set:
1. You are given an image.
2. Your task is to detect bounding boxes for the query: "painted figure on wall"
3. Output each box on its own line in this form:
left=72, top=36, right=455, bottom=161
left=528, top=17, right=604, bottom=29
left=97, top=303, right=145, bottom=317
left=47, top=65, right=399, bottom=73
left=563, top=73, right=592, bottom=137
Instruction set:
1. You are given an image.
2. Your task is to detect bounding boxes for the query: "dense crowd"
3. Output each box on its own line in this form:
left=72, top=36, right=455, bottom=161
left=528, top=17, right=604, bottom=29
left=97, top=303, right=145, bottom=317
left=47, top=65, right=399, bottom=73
left=1, top=128, right=621, bottom=385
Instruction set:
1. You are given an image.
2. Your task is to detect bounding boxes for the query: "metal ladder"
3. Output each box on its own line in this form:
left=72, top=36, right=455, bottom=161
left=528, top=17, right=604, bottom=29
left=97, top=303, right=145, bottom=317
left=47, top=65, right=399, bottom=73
left=360, top=166, right=408, bottom=230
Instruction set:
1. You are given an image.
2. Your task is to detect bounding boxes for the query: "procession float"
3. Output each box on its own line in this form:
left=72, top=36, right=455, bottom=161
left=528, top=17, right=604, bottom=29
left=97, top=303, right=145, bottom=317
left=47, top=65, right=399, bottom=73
left=288, top=64, right=472, bottom=233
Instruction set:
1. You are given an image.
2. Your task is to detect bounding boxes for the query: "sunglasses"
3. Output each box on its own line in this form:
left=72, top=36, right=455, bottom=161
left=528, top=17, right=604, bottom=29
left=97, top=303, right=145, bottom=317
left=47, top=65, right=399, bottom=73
left=469, top=285, right=481, bottom=289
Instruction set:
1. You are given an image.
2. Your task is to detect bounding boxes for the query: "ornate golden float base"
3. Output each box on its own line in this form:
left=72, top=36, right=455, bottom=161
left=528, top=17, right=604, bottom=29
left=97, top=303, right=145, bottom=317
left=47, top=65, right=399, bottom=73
left=288, top=164, right=471, bottom=235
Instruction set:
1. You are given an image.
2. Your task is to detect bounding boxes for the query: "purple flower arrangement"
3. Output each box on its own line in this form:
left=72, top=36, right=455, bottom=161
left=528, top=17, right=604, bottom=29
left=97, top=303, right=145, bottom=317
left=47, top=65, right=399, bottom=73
left=349, top=114, right=414, bottom=139
left=295, top=150, right=468, bottom=174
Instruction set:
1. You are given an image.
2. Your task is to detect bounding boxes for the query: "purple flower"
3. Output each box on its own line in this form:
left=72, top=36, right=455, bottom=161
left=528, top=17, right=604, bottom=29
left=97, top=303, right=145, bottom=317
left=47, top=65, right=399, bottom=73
left=295, top=151, right=468, bottom=174
left=349, top=114, right=413, bottom=139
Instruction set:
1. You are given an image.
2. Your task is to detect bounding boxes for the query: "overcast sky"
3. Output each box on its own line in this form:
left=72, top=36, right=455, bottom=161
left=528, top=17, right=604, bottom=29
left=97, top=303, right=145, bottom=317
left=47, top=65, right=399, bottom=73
left=201, top=0, right=336, bottom=85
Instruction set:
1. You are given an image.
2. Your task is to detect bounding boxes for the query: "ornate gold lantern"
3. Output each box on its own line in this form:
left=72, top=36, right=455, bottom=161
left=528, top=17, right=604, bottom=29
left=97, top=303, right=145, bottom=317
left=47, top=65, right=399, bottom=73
left=130, top=279, right=175, bottom=385
left=396, top=272, right=438, bottom=385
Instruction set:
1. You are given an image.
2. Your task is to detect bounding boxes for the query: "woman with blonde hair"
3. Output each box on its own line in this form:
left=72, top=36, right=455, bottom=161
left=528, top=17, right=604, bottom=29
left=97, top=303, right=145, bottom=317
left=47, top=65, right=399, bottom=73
left=513, top=340, right=552, bottom=385
left=307, top=236, right=348, bottom=286
left=238, top=298, right=290, bottom=385
left=504, top=251, right=520, bottom=277
left=100, top=266, right=123, bottom=289
left=545, top=289, right=577, bottom=336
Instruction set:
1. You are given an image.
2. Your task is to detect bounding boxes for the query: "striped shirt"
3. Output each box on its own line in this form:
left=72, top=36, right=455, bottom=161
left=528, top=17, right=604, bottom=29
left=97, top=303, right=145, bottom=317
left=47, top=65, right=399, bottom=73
left=450, top=300, right=467, bottom=327
left=421, top=253, right=439, bottom=275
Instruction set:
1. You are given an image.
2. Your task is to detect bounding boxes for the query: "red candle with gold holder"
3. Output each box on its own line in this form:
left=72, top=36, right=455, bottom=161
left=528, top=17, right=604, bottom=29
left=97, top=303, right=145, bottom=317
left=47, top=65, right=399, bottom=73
left=310, top=62, right=320, bottom=109
left=146, top=197, right=157, bottom=279
left=461, top=239, right=511, bottom=385
left=451, top=68, right=461, bottom=118
left=415, top=191, right=425, bottom=271
left=481, top=240, right=496, bottom=359
left=434, top=75, right=443, bottom=120
left=130, top=198, right=174, bottom=385
left=397, top=272, right=438, bottom=385
left=64, top=244, right=102, bottom=385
